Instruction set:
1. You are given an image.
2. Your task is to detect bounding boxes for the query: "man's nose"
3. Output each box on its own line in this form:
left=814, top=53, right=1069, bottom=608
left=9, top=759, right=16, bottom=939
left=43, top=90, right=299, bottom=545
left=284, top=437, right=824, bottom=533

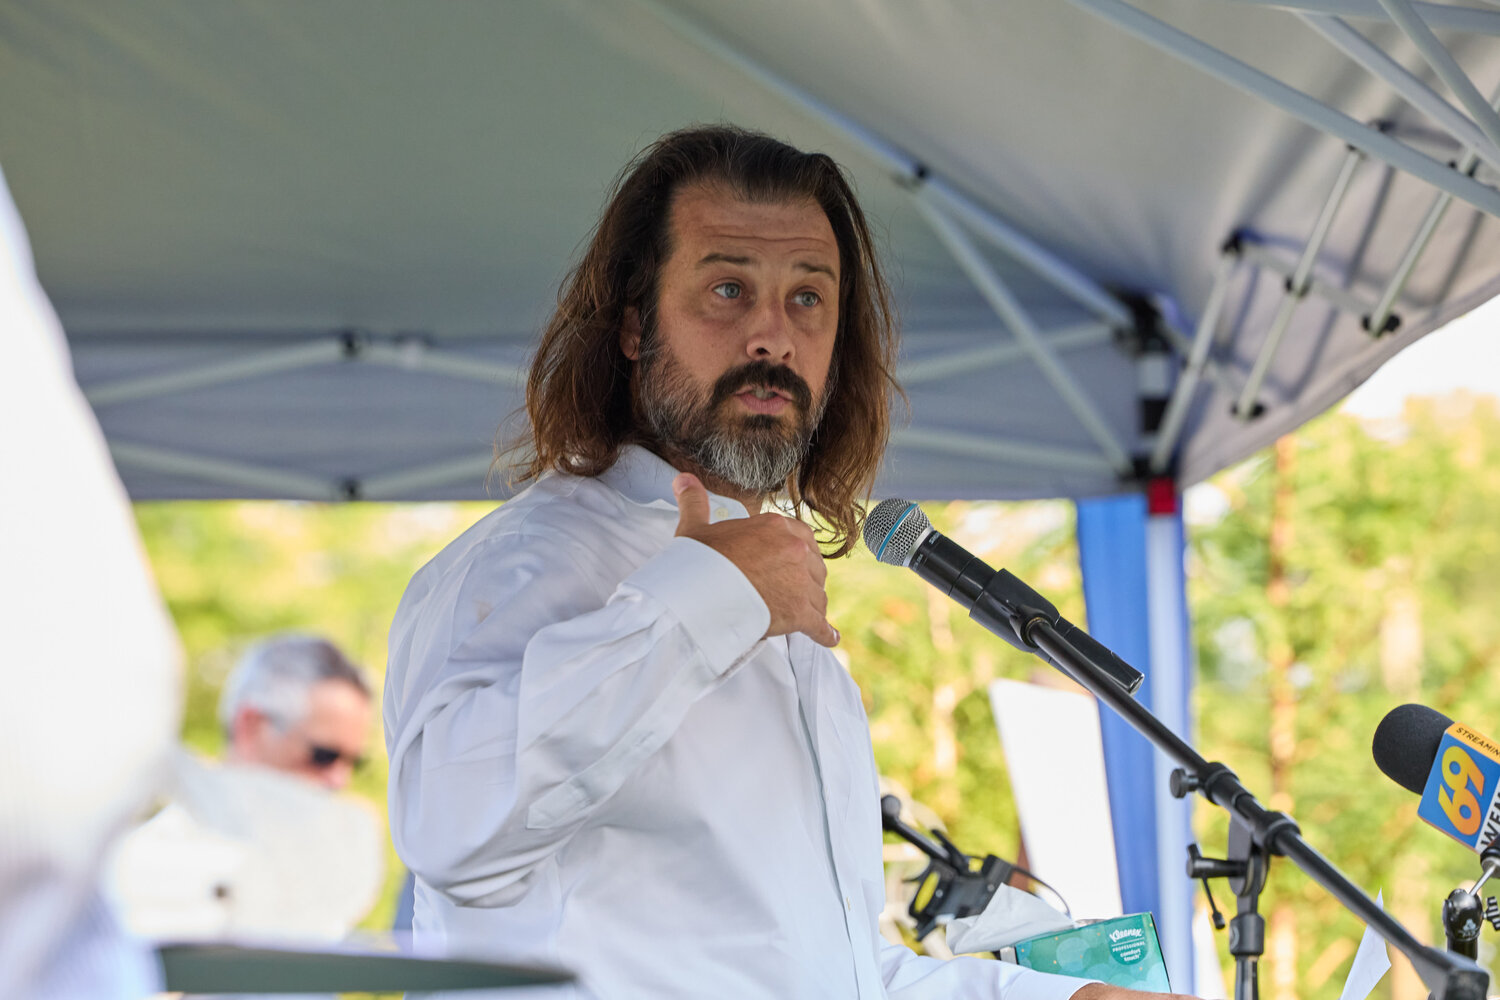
left=320, top=762, right=354, bottom=791
left=745, top=299, right=794, bottom=362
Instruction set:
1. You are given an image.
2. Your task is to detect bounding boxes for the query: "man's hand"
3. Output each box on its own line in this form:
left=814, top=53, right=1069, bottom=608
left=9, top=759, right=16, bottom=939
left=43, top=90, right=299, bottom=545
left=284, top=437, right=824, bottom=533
left=673, top=472, right=839, bottom=648
left=1070, top=984, right=1202, bottom=1000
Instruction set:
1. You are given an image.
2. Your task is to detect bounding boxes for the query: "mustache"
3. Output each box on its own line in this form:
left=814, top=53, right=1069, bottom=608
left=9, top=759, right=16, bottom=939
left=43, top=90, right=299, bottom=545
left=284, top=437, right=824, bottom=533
left=708, top=361, right=813, bottom=412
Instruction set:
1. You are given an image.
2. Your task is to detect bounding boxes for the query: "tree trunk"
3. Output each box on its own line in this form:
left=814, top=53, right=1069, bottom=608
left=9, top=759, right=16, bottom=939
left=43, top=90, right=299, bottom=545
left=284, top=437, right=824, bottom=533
left=927, top=588, right=961, bottom=816
left=1381, top=557, right=1430, bottom=1000
left=1266, top=435, right=1299, bottom=1000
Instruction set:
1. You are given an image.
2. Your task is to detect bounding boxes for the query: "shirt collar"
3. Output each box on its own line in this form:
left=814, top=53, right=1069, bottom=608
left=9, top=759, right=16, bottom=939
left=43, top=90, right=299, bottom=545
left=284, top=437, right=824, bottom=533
left=598, top=444, right=753, bottom=521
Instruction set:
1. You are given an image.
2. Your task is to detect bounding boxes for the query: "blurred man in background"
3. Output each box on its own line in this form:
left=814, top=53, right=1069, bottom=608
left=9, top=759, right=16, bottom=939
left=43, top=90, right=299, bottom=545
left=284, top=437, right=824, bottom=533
left=219, top=635, right=373, bottom=792
left=109, top=634, right=382, bottom=944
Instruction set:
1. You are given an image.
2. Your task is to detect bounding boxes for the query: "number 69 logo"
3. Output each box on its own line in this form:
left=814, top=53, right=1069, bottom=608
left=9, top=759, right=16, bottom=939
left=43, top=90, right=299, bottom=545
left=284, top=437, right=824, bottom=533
left=1439, top=745, right=1488, bottom=837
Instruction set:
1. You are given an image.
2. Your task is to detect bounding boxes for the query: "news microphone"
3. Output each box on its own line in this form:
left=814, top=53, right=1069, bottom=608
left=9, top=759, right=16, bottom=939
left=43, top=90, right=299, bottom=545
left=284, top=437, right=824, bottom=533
left=1374, top=704, right=1500, bottom=855
left=863, top=499, right=1143, bottom=695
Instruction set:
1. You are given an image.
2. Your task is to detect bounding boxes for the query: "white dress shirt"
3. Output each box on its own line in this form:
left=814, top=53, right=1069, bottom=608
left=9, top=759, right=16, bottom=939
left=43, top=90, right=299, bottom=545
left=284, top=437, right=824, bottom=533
left=385, top=445, right=1096, bottom=1000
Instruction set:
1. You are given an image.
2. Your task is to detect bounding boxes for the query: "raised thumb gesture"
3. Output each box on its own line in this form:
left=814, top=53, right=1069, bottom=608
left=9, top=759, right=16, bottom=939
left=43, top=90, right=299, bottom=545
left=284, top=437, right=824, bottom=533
left=672, top=473, right=713, bottom=537
left=669, top=471, right=838, bottom=648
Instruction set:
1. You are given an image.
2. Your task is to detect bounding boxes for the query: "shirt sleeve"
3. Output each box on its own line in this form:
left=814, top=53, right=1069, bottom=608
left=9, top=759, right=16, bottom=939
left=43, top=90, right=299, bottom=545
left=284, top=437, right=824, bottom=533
left=879, top=937, right=1100, bottom=1000
left=386, top=530, right=770, bottom=907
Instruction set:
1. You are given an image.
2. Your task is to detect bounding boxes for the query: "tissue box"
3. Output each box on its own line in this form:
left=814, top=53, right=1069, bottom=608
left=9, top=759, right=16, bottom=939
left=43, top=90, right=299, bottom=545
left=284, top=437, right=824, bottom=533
left=1010, top=913, right=1171, bottom=992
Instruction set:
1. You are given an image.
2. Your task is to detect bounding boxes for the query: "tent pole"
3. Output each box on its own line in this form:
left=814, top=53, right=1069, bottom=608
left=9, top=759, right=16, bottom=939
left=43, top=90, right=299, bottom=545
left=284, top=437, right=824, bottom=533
left=361, top=342, right=525, bottom=387
left=1150, top=251, right=1238, bottom=473
left=1366, top=82, right=1500, bottom=334
left=1235, top=146, right=1364, bottom=420
left=359, top=454, right=499, bottom=500
left=1375, top=0, right=1500, bottom=157
left=912, top=184, right=1131, bottom=328
left=1299, top=14, right=1500, bottom=175
left=633, top=0, right=1130, bottom=328
left=1220, top=0, right=1500, bottom=34
left=1145, top=495, right=1195, bottom=995
left=108, top=441, right=337, bottom=499
left=914, top=201, right=1135, bottom=474
left=1367, top=188, right=1456, bottom=335
left=893, top=426, right=1119, bottom=474
left=898, top=322, right=1113, bottom=384
left=1065, top=0, right=1500, bottom=219
left=85, top=341, right=345, bottom=407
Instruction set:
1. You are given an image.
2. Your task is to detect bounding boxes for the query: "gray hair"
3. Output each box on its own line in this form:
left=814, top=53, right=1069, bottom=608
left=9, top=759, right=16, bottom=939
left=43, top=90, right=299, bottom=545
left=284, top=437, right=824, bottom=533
left=218, top=634, right=371, bottom=735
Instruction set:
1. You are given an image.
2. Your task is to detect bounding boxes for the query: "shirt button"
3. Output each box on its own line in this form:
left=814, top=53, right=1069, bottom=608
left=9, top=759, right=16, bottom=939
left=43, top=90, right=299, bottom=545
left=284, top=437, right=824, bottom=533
left=713, top=507, right=729, bottom=520
left=845, top=895, right=852, bottom=912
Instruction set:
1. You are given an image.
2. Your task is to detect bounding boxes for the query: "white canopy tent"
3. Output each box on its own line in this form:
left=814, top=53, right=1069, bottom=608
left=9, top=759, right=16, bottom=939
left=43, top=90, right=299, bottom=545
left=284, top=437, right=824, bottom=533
left=4, top=1, right=1497, bottom=503
left=4, top=0, right=1499, bottom=989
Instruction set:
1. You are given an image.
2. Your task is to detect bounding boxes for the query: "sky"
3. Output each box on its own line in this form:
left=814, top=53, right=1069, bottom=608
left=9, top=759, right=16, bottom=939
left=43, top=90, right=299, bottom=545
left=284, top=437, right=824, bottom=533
left=1339, top=294, right=1500, bottom=419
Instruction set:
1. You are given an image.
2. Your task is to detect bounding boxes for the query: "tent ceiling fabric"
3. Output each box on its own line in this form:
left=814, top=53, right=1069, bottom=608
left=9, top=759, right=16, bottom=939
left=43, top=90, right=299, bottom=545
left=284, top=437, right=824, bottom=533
left=2, top=1, right=1498, bottom=502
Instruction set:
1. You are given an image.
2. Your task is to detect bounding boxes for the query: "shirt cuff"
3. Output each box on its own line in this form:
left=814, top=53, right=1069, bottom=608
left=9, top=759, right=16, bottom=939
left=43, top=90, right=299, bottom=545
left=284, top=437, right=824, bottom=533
left=624, top=536, right=770, bottom=674
left=997, top=966, right=1102, bottom=1000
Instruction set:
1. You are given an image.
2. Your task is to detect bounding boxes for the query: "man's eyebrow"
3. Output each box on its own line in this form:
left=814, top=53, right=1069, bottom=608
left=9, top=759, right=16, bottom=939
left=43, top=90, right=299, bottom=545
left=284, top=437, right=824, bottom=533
left=795, top=261, right=837, bottom=280
left=695, top=252, right=837, bottom=280
left=696, top=252, right=751, bottom=268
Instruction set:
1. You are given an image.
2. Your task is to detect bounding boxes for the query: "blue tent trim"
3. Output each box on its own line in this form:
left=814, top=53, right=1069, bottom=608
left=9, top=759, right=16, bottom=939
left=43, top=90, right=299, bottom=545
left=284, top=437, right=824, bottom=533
left=1077, top=492, right=1195, bottom=990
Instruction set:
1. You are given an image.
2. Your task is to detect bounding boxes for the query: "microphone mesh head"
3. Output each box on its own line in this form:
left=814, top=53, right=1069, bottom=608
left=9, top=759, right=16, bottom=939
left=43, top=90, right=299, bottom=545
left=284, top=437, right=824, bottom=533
left=863, top=499, right=930, bottom=566
left=1372, top=703, right=1453, bottom=795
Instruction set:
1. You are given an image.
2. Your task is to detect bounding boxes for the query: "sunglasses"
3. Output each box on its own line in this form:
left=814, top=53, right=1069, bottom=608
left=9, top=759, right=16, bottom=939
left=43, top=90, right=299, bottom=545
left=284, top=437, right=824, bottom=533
left=308, top=744, right=366, bottom=770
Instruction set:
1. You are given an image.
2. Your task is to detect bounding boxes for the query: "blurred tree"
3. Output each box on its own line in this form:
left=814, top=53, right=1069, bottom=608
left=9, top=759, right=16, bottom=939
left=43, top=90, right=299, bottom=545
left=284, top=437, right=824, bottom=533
left=1190, top=394, right=1500, bottom=1000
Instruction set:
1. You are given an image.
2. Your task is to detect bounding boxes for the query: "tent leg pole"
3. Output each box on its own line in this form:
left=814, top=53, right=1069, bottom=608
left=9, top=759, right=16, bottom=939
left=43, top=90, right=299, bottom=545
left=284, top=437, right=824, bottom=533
left=1146, top=497, right=1195, bottom=995
left=1235, top=147, right=1364, bottom=419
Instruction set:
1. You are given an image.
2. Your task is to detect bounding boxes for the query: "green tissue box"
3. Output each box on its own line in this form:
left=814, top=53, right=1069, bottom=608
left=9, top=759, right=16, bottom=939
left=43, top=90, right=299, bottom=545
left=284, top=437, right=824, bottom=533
left=1012, top=913, right=1171, bottom=992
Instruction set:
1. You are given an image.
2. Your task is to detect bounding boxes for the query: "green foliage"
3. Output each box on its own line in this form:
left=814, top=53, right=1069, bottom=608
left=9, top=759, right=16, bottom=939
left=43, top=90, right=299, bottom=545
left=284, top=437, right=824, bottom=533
left=1190, top=395, right=1500, bottom=998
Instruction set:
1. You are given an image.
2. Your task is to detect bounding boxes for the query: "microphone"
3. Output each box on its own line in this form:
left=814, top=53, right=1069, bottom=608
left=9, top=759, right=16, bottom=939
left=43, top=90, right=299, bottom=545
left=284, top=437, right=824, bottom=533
left=863, top=499, right=1143, bottom=695
left=1374, top=704, right=1500, bottom=855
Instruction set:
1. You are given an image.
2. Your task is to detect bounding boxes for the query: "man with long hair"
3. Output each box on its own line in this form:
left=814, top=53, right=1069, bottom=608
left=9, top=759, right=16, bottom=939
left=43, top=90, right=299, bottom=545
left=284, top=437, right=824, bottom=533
left=384, top=126, right=1175, bottom=1000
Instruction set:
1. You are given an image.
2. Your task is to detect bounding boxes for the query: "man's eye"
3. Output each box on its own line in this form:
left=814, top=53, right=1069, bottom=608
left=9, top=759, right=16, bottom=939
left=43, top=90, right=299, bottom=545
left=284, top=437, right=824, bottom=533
left=794, top=290, right=821, bottom=307
left=713, top=282, right=742, bottom=299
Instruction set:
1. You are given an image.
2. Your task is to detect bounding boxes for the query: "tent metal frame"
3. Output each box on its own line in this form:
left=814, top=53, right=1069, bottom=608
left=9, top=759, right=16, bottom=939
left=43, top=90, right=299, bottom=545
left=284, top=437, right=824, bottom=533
left=1226, top=0, right=1500, bottom=35
left=91, top=321, right=1118, bottom=496
left=1063, top=0, right=1500, bottom=457
left=1234, top=145, right=1367, bottom=420
left=91, top=0, right=1500, bottom=496
left=1067, top=0, right=1500, bottom=219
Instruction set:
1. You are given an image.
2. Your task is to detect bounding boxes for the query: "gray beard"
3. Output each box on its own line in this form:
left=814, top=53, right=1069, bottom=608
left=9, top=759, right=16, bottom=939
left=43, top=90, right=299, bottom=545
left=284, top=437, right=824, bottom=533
left=672, top=413, right=809, bottom=495
left=638, top=351, right=823, bottom=495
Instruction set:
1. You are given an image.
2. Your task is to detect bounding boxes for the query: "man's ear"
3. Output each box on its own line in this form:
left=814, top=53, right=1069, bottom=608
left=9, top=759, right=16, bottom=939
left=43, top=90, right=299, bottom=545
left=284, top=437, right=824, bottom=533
left=230, top=706, right=269, bottom=756
left=620, top=306, right=642, bottom=361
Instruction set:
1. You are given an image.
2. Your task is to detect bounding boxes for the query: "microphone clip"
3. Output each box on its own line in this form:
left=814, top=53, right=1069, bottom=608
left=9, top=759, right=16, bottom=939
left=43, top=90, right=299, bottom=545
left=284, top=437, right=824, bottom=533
left=879, top=794, right=1065, bottom=941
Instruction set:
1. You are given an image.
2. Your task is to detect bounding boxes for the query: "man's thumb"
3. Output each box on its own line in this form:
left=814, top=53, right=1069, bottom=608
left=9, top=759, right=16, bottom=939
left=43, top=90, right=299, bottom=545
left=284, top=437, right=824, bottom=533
left=672, top=473, right=711, bottom=535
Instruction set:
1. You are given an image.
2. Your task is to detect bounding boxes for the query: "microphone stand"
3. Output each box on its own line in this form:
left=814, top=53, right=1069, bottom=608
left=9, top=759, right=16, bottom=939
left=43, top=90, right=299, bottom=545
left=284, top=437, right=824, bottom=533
left=1441, top=844, right=1500, bottom=959
left=971, top=571, right=1489, bottom=1000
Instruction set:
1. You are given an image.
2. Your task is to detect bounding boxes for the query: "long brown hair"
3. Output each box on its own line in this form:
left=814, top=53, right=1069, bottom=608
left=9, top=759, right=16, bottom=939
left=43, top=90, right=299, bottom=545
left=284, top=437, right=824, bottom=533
left=508, top=124, right=900, bottom=556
